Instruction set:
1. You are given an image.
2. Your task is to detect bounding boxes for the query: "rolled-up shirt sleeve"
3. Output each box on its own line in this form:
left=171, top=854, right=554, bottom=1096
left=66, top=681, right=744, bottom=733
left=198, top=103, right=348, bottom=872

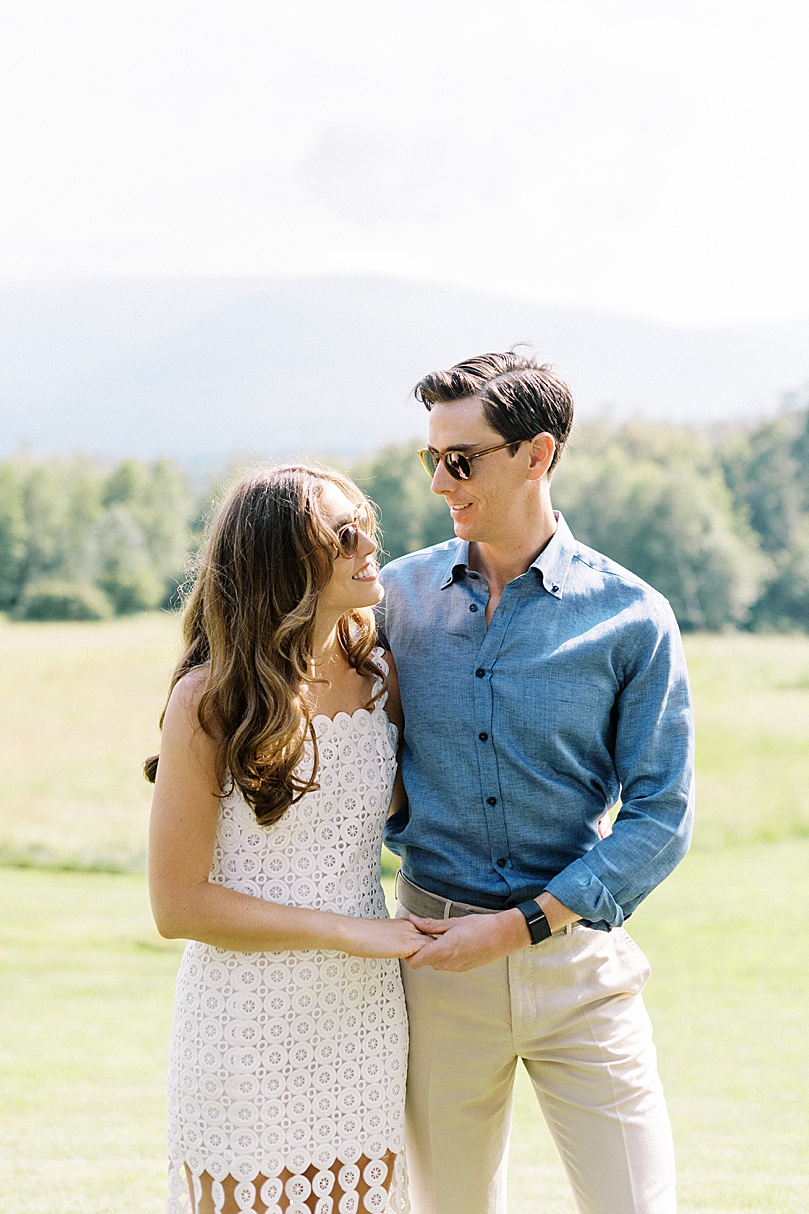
left=545, top=605, right=695, bottom=929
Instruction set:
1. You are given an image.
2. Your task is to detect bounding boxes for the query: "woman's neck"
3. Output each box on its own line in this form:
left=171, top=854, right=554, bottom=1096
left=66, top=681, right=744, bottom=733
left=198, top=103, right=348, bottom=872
left=309, top=621, right=344, bottom=678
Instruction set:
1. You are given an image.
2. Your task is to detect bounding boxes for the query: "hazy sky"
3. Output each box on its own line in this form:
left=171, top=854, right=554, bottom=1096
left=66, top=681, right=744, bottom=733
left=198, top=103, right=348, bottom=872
left=1, top=0, right=807, bottom=326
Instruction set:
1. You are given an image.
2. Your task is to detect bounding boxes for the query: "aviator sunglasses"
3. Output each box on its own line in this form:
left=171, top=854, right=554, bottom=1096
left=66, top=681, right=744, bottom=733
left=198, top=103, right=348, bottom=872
left=334, top=508, right=373, bottom=558
left=417, top=439, right=525, bottom=481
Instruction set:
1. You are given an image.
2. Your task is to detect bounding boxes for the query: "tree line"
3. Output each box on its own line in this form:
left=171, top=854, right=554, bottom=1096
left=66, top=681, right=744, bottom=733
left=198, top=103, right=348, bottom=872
left=1, top=398, right=807, bottom=631
left=0, top=458, right=197, bottom=620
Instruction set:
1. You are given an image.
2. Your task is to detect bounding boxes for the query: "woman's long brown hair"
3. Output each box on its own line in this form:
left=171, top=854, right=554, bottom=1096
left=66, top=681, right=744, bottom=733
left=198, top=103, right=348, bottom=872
left=144, top=464, right=383, bottom=826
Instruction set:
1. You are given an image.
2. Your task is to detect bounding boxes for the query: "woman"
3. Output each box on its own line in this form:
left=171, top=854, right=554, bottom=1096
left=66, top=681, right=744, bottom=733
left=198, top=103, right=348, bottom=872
left=146, top=464, right=425, bottom=1214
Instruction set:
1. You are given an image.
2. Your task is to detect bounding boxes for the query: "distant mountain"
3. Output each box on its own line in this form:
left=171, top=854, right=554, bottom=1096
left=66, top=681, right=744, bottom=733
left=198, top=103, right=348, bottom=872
left=1, top=276, right=808, bottom=460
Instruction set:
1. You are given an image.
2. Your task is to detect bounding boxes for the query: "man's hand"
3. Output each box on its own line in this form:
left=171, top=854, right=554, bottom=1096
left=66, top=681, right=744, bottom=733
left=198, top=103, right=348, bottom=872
left=403, top=892, right=580, bottom=972
left=404, top=908, right=529, bottom=972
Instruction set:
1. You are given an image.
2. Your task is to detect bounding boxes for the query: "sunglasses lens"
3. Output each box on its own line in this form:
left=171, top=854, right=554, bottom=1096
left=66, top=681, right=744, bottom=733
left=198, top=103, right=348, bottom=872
left=336, top=524, right=357, bottom=557
left=418, top=450, right=438, bottom=475
left=336, top=508, right=372, bottom=558
left=444, top=452, right=471, bottom=480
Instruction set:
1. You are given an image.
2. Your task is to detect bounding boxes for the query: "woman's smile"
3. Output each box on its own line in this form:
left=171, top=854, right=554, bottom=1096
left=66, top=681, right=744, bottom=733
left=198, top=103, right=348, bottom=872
left=352, top=559, right=379, bottom=582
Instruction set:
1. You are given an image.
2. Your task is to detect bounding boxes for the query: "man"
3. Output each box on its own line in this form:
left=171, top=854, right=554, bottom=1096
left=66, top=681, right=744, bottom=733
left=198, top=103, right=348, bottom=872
left=376, top=350, right=694, bottom=1214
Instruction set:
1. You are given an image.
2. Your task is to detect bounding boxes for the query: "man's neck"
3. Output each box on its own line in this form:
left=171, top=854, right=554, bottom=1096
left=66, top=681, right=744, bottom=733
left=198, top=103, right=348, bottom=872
left=468, top=505, right=558, bottom=596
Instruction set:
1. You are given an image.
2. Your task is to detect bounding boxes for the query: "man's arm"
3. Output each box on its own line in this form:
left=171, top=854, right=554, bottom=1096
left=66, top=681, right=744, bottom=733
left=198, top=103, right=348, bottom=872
left=543, top=605, right=694, bottom=929
left=407, top=602, right=694, bottom=971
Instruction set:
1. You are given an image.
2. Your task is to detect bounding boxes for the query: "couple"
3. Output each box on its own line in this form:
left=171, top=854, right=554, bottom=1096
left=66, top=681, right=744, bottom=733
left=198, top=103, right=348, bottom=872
left=147, top=349, right=695, bottom=1214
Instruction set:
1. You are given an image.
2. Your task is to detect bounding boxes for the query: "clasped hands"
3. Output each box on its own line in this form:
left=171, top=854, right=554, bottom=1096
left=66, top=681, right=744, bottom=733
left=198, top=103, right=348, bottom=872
left=401, top=906, right=531, bottom=973
left=398, top=890, right=576, bottom=972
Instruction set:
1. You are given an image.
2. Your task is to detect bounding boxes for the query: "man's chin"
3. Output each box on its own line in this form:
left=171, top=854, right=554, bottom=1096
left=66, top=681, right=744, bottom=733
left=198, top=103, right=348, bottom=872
left=452, top=517, right=478, bottom=541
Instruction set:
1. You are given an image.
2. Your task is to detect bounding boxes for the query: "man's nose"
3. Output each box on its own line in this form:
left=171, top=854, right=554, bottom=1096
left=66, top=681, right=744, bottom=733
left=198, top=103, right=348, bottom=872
left=430, top=459, right=454, bottom=495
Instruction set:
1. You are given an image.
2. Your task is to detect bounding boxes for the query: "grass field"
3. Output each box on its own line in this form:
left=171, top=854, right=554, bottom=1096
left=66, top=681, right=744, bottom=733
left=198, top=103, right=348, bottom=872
left=2, top=614, right=809, bottom=1211
left=2, top=848, right=807, bottom=1214
left=0, top=614, right=177, bottom=871
left=2, top=614, right=809, bottom=870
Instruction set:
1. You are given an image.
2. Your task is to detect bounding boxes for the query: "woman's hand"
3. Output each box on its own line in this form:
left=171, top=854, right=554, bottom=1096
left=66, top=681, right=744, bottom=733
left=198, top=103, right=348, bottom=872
left=338, top=915, right=433, bottom=960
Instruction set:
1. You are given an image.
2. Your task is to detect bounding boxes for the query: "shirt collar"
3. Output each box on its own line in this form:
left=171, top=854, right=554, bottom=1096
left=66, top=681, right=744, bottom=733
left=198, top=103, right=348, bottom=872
left=439, top=539, right=470, bottom=588
left=529, top=512, right=576, bottom=598
left=438, top=511, right=576, bottom=599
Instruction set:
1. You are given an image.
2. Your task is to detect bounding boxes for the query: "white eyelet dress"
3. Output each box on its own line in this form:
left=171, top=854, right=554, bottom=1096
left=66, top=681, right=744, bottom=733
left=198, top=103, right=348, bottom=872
left=165, top=653, right=408, bottom=1214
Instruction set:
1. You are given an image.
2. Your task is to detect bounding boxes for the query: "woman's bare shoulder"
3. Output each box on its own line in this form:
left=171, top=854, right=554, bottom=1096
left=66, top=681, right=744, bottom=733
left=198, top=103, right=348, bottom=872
left=164, top=665, right=211, bottom=727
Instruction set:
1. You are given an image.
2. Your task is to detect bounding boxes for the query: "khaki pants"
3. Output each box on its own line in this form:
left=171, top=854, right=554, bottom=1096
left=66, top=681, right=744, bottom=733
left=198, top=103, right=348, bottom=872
left=397, top=890, right=676, bottom=1214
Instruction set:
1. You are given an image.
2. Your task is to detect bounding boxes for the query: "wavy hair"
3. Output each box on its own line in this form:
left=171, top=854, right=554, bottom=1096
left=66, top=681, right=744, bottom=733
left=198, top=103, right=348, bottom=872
left=144, top=464, right=382, bottom=826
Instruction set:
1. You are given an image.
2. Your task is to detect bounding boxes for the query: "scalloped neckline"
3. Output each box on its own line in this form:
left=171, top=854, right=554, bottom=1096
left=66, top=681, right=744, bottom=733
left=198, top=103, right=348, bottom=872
left=311, top=702, right=389, bottom=729
left=307, top=646, right=389, bottom=729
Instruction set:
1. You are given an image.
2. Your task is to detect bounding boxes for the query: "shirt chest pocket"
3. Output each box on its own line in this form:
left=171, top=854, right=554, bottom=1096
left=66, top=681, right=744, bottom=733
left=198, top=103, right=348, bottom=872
left=522, top=675, right=617, bottom=739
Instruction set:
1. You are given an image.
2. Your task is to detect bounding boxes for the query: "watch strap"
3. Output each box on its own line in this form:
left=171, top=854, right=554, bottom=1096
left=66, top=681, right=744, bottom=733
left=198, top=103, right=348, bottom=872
left=515, top=899, right=552, bottom=945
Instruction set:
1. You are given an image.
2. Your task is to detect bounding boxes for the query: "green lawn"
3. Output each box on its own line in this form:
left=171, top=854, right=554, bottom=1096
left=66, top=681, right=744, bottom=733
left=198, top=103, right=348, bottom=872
left=2, top=615, right=809, bottom=1211
left=2, top=616, right=809, bottom=870
left=0, top=613, right=176, bottom=870
left=2, top=846, right=807, bottom=1214
left=683, top=633, right=809, bottom=846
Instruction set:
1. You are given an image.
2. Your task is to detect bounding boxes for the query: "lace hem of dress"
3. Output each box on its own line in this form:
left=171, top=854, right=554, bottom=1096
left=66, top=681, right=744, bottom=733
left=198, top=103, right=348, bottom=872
left=167, top=1148, right=408, bottom=1213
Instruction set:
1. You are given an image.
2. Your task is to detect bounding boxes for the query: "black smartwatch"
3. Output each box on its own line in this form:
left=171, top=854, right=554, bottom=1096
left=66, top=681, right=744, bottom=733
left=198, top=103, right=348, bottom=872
left=515, top=899, right=552, bottom=945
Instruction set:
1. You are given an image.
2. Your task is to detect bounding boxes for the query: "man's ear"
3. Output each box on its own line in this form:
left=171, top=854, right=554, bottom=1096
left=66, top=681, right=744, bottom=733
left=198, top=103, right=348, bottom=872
left=526, top=433, right=555, bottom=480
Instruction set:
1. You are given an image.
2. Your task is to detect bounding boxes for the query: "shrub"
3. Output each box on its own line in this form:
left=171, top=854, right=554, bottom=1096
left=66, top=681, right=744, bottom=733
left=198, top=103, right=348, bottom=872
left=14, top=579, right=114, bottom=622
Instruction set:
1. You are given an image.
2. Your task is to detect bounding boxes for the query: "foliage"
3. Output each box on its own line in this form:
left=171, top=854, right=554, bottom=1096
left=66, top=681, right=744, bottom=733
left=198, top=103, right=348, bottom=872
left=0, top=463, right=26, bottom=609
left=719, top=403, right=809, bottom=629
left=1, top=394, right=808, bottom=628
left=748, top=519, right=809, bottom=631
left=554, top=422, right=767, bottom=630
left=14, top=578, right=113, bottom=621
left=0, top=455, right=196, bottom=619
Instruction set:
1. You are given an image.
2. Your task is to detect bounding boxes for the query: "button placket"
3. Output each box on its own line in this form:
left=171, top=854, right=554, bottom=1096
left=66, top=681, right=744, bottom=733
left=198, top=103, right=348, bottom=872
left=472, top=579, right=533, bottom=880
left=472, top=611, right=515, bottom=880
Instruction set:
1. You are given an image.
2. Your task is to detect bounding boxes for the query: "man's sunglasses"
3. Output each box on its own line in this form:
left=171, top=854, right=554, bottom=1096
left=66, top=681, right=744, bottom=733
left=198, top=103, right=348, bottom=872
left=334, top=508, right=372, bottom=558
left=417, top=439, right=524, bottom=482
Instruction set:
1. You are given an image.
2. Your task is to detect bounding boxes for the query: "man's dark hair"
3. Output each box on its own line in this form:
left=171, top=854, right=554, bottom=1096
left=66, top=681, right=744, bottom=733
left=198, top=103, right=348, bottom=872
left=413, top=348, right=574, bottom=474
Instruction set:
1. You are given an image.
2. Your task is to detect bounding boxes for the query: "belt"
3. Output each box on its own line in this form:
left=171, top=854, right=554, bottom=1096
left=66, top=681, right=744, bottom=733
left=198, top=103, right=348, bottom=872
left=395, top=871, right=501, bottom=919
left=395, top=871, right=573, bottom=933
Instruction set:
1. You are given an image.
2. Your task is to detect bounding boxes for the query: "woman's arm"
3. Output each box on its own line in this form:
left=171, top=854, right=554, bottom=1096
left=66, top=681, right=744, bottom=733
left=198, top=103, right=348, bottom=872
left=147, top=669, right=426, bottom=958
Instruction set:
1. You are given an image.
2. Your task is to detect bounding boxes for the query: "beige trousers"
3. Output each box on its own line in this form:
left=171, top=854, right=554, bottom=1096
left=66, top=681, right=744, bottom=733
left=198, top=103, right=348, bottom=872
left=397, top=902, right=676, bottom=1214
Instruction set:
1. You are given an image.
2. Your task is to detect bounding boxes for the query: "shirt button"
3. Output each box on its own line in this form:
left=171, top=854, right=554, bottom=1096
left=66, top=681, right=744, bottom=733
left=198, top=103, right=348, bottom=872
left=469, top=603, right=478, bottom=613
left=476, top=668, right=486, bottom=678
left=496, top=857, right=507, bottom=868
left=478, top=732, right=489, bottom=742
left=551, top=583, right=560, bottom=592
left=487, top=796, right=497, bottom=806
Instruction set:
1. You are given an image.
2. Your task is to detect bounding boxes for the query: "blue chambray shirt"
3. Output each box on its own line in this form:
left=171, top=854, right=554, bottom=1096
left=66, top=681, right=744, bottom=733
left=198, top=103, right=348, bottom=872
left=377, top=513, right=695, bottom=931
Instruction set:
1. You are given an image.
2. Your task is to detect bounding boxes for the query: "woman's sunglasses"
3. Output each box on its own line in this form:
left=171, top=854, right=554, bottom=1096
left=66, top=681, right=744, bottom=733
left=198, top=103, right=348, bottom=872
left=334, top=508, right=373, bottom=558
left=417, top=439, right=524, bottom=482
